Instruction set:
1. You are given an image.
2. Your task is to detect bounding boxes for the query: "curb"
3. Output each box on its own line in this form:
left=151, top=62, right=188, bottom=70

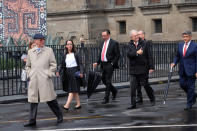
left=0, top=77, right=179, bottom=104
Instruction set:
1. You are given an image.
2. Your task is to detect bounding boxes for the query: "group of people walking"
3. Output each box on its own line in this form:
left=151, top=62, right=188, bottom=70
left=23, top=29, right=197, bottom=127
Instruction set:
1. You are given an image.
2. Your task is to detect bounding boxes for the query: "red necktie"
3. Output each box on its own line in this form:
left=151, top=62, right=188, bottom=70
left=183, top=43, right=188, bottom=57
left=101, top=41, right=107, bottom=61
left=134, top=42, right=137, bottom=48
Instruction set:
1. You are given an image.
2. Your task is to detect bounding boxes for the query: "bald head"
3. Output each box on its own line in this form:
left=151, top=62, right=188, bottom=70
left=138, top=30, right=145, bottom=40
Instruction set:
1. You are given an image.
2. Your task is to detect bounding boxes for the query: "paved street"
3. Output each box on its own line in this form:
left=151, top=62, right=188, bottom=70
left=0, top=82, right=197, bottom=131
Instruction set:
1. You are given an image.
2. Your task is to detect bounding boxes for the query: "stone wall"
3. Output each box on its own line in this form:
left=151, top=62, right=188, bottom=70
left=47, top=0, right=197, bottom=44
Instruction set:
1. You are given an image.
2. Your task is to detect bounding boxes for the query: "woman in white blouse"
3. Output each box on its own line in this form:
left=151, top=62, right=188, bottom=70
left=59, top=40, right=84, bottom=110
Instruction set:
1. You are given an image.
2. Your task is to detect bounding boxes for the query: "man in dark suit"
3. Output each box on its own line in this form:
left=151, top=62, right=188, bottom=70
left=135, top=30, right=154, bottom=105
left=93, top=29, right=120, bottom=104
left=127, top=30, right=155, bottom=109
left=171, top=31, right=197, bottom=110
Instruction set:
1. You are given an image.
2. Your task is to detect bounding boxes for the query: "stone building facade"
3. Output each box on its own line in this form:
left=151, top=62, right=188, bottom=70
left=47, top=0, right=197, bottom=44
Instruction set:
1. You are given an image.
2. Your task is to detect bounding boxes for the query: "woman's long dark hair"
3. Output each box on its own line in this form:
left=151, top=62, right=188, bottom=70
left=65, top=40, right=76, bottom=54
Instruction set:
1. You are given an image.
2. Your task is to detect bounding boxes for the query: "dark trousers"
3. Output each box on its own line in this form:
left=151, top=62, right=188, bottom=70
left=130, top=74, right=155, bottom=106
left=136, top=76, right=154, bottom=101
left=29, top=99, right=63, bottom=123
left=136, top=82, right=142, bottom=101
left=179, top=72, right=196, bottom=107
left=101, top=62, right=117, bottom=100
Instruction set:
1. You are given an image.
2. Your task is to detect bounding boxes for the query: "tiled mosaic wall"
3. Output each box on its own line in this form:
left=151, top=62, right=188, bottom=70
left=0, top=0, right=47, bottom=40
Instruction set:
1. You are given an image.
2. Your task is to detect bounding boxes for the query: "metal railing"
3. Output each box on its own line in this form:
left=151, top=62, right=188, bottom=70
left=0, top=41, right=179, bottom=96
left=181, top=0, right=197, bottom=3
left=142, top=0, right=169, bottom=6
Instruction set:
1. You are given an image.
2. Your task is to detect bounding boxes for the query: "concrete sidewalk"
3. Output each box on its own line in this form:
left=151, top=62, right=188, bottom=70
left=0, top=75, right=179, bottom=104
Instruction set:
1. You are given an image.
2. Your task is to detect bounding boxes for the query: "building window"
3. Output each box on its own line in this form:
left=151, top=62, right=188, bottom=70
left=149, top=0, right=161, bottom=3
left=142, top=0, right=169, bottom=6
left=153, top=19, right=162, bottom=33
left=147, top=0, right=161, bottom=5
left=119, top=21, right=126, bottom=34
left=185, top=0, right=197, bottom=3
left=116, top=0, right=126, bottom=6
left=192, top=18, right=197, bottom=32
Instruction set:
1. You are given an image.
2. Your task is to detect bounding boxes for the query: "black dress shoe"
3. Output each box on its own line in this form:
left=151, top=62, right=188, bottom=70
left=112, top=90, right=118, bottom=100
left=137, top=101, right=143, bottom=105
left=150, top=96, right=156, bottom=106
left=62, top=106, right=69, bottom=111
left=24, top=121, right=36, bottom=127
left=150, top=100, right=155, bottom=106
left=184, top=106, right=192, bottom=110
left=101, top=99, right=109, bottom=104
left=74, top=106, right=82, bottom=109
left=57, top=117, right=63, bottom=123
left=127, top=105, right=136, bottom=110
left=192, top=96, right=196, bottom=106
left=136, top=98, right=143, bottom=105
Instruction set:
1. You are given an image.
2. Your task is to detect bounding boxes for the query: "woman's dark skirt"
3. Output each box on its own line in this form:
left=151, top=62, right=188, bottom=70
left=62, top=67, right=80, bottom=93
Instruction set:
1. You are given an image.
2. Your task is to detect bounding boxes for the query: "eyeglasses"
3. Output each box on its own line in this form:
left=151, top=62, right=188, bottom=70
left=65, top=44, right=72, bottom=46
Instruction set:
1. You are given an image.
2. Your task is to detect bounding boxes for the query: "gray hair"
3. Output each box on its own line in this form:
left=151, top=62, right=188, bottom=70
left=130, top=29, right=138, bottom=37
left=182, top=31, right=192, bottom=36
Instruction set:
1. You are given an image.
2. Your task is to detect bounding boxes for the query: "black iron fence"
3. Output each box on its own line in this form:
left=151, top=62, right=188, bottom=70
left=0, top=41, right=179, bottom=96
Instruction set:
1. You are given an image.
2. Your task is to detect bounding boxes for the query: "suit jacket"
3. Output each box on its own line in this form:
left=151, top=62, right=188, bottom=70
left=60, top=52, right=86, bottom=91
left=127, top=39, right=154, bottom=75
left=97, top=38, right=120, bottom=69
left=174, top=41, right=197, bottom=76
left=60, top=52, right=84, bottom=73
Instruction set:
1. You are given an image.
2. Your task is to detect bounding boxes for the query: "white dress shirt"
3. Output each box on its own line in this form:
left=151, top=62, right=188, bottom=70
left=101, top=38, right=110, bottom=62
left=134, top=41, right=138, bottom=47
left=65, top=53, right=78, bottom=68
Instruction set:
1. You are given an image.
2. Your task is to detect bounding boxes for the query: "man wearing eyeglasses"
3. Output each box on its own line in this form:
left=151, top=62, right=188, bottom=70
left=93, top=29, right=120, bottom=104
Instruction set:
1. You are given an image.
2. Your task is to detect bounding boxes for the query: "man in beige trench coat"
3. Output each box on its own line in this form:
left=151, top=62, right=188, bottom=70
left=24, top=34, right=63, bottom=127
